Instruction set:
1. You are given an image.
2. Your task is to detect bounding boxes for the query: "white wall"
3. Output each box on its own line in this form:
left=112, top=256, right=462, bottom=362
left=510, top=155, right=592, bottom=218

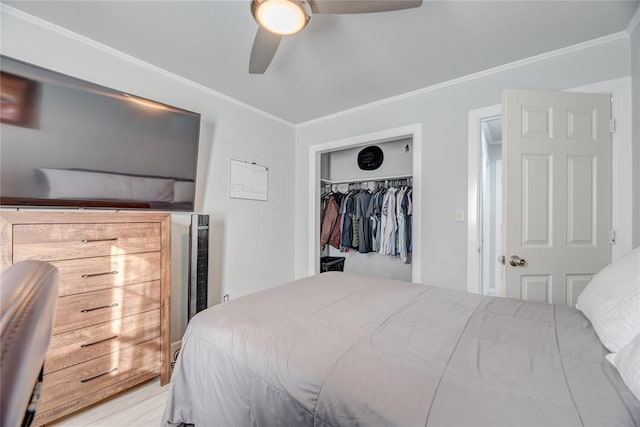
left=1, top=8, right=296, bottom=342
left=631, top=19, right=640, bottom=248
left=294, top=36, right=631, bottom=291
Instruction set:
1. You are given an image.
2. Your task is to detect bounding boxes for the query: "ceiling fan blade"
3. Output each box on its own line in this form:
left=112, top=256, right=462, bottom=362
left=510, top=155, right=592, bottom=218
left=310, top=0, right=422, bottom=14
left=249, top=27, right=282, bottom=74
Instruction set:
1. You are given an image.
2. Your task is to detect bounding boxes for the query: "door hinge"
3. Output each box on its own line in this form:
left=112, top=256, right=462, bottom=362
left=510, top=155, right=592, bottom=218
left=609, top=118, right=616, bottom=134
left=609, top=230, right=616, bottom=245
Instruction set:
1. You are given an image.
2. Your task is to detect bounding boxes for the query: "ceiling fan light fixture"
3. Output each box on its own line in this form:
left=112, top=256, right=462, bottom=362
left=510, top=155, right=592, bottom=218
left=254, top=0, right=309, bottom=36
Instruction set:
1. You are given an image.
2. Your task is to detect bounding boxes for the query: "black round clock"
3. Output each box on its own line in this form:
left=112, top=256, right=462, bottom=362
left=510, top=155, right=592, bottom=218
left=357, top=146, right=384, bottom=170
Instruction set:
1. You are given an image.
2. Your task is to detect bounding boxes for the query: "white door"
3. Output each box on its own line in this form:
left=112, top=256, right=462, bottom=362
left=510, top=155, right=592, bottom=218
left=502, top=90, right=611, bottom=305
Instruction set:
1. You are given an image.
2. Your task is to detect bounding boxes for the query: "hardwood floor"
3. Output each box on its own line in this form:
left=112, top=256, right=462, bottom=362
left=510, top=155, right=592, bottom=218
left=49, top=379, right=168, bottom=426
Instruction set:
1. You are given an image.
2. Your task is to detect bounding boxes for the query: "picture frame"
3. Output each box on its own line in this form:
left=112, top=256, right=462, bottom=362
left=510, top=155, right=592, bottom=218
left=0, top=71, right=38, bottom=128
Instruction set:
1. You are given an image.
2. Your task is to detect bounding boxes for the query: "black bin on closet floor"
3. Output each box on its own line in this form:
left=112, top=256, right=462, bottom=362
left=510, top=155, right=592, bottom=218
left=320, top=256, right=345, bottom=273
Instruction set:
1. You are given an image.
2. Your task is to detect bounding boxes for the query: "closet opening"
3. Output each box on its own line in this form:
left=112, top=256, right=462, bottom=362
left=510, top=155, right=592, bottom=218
left=308, top=124, right=422, bottom=283
left=319, top=138, right=414, bottom=282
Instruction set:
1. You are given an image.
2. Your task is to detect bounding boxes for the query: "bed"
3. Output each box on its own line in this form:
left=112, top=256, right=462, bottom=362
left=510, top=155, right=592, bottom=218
left=162, top=271, right=640, bottom=426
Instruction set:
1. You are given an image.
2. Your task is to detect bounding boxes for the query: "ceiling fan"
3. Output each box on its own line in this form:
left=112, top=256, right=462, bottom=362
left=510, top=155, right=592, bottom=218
left=249, top=0, right=423, bottom=74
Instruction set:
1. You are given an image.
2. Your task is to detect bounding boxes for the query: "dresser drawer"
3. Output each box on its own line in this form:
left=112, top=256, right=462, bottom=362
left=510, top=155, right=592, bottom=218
left=50, top=252, right=161, bottom=297
left=12, top=222, right=161, bottom=262
left=54, top=281, right=160, bottom=334
left=45, top=310, right=160, bottom=374
left=38, top=338, right=161, bottom=414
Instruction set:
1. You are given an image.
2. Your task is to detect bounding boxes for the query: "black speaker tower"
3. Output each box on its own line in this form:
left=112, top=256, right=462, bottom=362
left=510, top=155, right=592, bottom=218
left=188, top=214, right=209, bottom=322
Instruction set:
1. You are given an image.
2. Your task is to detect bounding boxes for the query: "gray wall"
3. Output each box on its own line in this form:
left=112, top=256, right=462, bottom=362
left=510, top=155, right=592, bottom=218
left=294, top=36, right=631, bottom=291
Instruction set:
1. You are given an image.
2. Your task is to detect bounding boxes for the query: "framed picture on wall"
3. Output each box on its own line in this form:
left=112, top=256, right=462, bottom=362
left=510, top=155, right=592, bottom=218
left=0, top=71, right=38, bottom=128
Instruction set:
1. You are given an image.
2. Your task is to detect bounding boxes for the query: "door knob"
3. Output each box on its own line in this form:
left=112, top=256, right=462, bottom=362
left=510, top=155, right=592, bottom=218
left=509, top=255, right=526, bottom=267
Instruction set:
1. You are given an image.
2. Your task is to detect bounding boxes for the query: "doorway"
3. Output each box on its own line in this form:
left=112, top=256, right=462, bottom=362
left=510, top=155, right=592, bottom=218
left=320, top=138, right=413, bottom=282
left=467, top=104, right=502, bottom=295
left=468, top=80, right=632, bottom=301
left=479, top=117, right=502, bottom=296
left=308, top=124, right=423, bottom=283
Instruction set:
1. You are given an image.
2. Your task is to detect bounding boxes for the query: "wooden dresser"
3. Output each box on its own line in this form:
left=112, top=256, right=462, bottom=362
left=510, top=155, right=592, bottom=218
left=0, top=211, right=171, bottom=426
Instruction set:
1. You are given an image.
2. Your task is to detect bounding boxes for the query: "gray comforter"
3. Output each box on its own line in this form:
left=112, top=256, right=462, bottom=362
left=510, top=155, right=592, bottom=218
left=162, top=273, right=640, bottom=426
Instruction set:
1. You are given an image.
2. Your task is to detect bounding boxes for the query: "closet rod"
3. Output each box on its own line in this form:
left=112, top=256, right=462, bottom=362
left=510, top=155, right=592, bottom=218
left=320, top=174, right=412, bottom=185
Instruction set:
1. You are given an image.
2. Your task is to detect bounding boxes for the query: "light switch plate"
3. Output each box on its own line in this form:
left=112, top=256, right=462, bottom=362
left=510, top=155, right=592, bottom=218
left=456, top=209, right=465, bottom=222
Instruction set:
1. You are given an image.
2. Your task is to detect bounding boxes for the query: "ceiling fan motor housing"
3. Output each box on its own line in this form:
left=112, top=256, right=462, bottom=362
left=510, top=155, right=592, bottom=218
left=251, top=0, right=311, bottom=36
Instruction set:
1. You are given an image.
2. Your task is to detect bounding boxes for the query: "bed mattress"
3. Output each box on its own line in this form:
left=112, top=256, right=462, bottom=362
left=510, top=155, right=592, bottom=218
left=162, top=272, right=640, bottom=426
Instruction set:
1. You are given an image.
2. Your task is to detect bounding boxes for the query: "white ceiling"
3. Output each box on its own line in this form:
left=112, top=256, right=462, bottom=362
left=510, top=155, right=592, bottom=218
left=4, top=0, right=639, bottom=124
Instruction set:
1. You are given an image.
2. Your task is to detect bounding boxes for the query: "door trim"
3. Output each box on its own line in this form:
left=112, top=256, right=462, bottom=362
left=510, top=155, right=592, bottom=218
left=466, top=77, right=633, bottom=295
left=307, top=124, right=422, bottom=283
left=467, top=105, right=501, bottom=294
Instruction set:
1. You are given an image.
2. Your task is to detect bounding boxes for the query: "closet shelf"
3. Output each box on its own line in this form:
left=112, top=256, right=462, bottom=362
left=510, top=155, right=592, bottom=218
left=320, top=174, right=412, bottom=185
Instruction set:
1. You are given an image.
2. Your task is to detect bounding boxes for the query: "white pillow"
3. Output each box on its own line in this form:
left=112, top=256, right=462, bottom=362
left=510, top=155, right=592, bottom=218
left=576, top=246, right=640, bottom=353
left=606, top=333, right=640, bottom=401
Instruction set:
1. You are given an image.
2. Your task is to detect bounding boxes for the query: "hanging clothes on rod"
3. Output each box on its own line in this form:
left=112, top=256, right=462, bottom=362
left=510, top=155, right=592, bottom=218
left=320, top=188, right=343, bottom=250
left=319, top=177, right=412, bottom=264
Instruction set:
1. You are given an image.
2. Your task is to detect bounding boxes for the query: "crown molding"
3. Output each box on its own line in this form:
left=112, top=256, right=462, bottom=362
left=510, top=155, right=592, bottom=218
left=0, top=4, right=295, bottom=128
left=3, top=3, right=632, bottom=130
left=296, top=31, right=629, bottom=128
left=627, top=3, right=640, bottom=34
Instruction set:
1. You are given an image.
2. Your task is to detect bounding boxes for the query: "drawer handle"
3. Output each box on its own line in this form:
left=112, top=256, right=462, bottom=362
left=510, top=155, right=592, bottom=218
left=80, top=302, right=118, bottom=313
left=80, top=335, right=118, bottom=348
left=80, top=367, right=118, bottom=383
left=81, top=270, right=119, bottom=278
left=81, top=238, right=118, bottom=243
